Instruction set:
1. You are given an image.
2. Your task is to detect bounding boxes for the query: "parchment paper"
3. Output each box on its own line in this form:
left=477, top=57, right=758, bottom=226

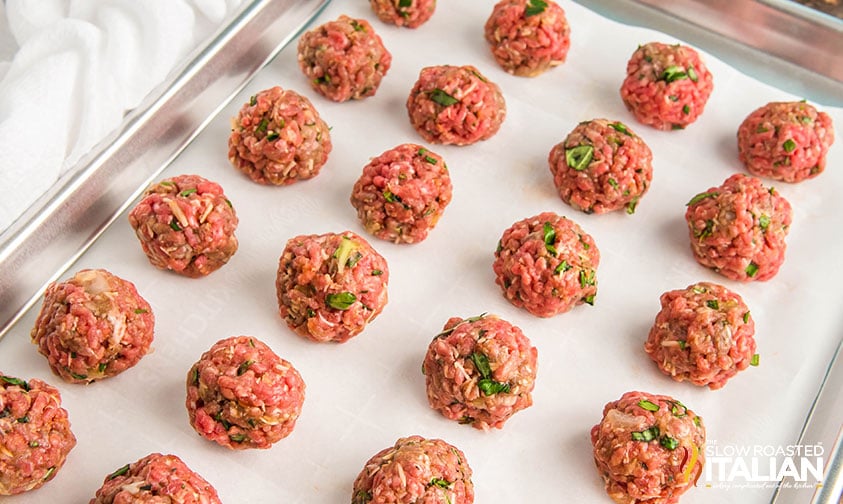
left=2, top=1, right=841, bottom=503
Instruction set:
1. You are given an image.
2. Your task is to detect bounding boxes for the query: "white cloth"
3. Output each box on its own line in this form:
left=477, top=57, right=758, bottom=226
left=0, top=0, right=243, bottom=233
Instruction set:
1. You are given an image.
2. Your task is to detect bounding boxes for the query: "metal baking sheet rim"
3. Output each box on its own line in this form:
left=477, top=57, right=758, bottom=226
left=0, top=0, right=333, bottom=341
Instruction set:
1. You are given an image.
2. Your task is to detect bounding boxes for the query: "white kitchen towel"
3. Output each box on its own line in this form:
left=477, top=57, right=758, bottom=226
left=0, top=0, right=243, bottom=234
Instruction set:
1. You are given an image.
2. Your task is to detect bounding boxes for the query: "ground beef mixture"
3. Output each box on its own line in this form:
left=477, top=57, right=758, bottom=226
left=30, top=269, right=154, bottom=384
left=484, top=0, right=571, bottom=77
left=685, top=173, right=792, bottom=281
left=350, top=143, right=453, bottom=244
left=591, top=391, right=705, bottom=504
left=493, top=211, right=599, bottom=317
left=128, top=174, right=238, bottom=277
left=297, top=15, right=392, bottom=102
left=620, top=42, right=714, bottom=131
left=407, top=64, right=506, bottom=146
left=422, top=314, right=537, bottom=430
left=737, top=100, right=835, bottom=183
left=186, top=336, right=305, bottom=450
left=548, top=118, right=653, bottom=214
left=228, top=86, right=332, bottom=185
left=645, top=282, right=757, bottom=390
left=0, top=373, right=76, bottom=495
left=89, top=453, right=221, bottom=503
left=369, top=0, right=436, bottom=28
left=277, top=231, right=389, bottom=343
left=352, top=435, right=474, bottom=504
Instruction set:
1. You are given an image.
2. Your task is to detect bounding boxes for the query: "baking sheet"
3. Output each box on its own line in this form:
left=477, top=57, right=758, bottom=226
left=1, top=1, right=842, bottom=503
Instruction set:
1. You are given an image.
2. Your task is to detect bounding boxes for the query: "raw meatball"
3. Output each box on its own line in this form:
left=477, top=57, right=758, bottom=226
left=228, top=86, right=332, bottom=185
left=30, top=269, right=154, bottom=384
left=90, top=453, right=221, bottom=503
left=297, top=15, right=392, bottom=102
left=407, top=64, right=506, bottom=146
left=685, top=173, right=792, bottom=281
left=591, top=391, right=705, bottom=504
left=277, top=231, right=389, bottom=343
left=0, top=373, right=76, bottom=495
left=645, top=282, right=757, bottom=390
left=422, top=314, right=537, bottom=430
left=350, top=143, right=453, bottom=244
left=620, top=42, right=714, bottom=130
left=352, top=435, right=474, bottom=504
left=493, top=211, right=599, bottom=317
left=186, top=336, right=305, bottom=450
left=737, top=101, right=835, bottom=183
left=548, top=119, right=653, bottom=214
left=484, top=0, right=571, bottom=77
left=128, top=174, right=238, bottom=278
left=370, top=0, right=436, bottom=28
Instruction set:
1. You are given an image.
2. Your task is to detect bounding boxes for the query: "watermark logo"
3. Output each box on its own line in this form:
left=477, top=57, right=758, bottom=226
left=702, top=441, right=824, bottom=490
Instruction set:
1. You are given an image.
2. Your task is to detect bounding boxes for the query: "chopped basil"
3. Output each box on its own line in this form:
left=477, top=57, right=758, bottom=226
left=191, top=367, right=199, bottom=386
left=179, top=188, right=197, bottom=197
left=1, top=376, right=29, bottom=391
left=638, top=400, right=660, bottom=412
left=436, top=314, right=487, bottom=338
left=565, top=145, right=594, bottom=171
left=350, top=19, right=365, bottom=32
left=688, top=65, right=699, bottom=82
left=631, top=426, right=659, bottom=442
left=306, top=308, right=316, bottom=318
left=542, top=222, right=558, bottom=256
left=429, top=88, right=459, bottom=106
left=237, top=360, right=254, bottom=376
left=469, top=352, right=492, bottom=378
left=694, top=219, right=714, bottom=240
left=692, top=285, right=707, bottom=294
left=758, top=214, right=770, bottom=232
left=524, top=0, right=548, bottom=16
left=554, top=260, right=572, bottom=275
left=266, top=131, right=280, bottom=141
left=660, top=436, right=679, bottom=450
left=682, top=104, right=690, bottom=115
left=668, top=95, right=679, bottom=102
left=582, top=293, right=595, bottom=305
left=108, top=464, right=131, bottom=480
left=257, top=117, right=269, bottom=133
left=229, top=433, right=248, bottom=443
left=743, top=311, right=750, bottom=324
left=678, top=340, right=687, bottom=350
left=29, top=441, right=40, bottom=448
left=609, top=122, right=633, bottom=136
left=249, top=95, right=257, bottom=106
left=424, top=155, right=438, bottom=164
left=225, top=199, right=233, bottom=208
left=694, top=416, right=702, bottom=427
left=608, top=178, right=619, bottom=189
left=134, top=308, right=148, bottom=314
left=371, top=269, right=383, bottom=276
left=326, top=292, right=357, bottom=310
left=496, top=240, right=503, bottom=254
left=430, top=478, right=452, bottom=489
left=169, top=217, right=182, bottom=231
left=783, top=139, right=797, bottom=153
left=354, top=490, right=373, bottom=504
left=686, top=191, right=717, bottom=206
left=478, top=378, right=511, bottom=395
left=625, top=196, right=639, bottom=215
left=745, top=262, right=759, bottom=278
left=661, top=65, right=688, bottom=83
left=579, top=269, right=595, bottom=288
left=398, top=0, right=411, bottom=7
left=706, top=300, right=719, bottom=310
left=669, top=400, right=687, bottom=417
left=17, top=415, right=29, bottom=423
left=69, top=371, right=88, bottom=381
left=756, top=125, right=769, bottom=133
left=98, top=362, right=107, bottom=373
left=750, top=354, right=760, bottom=366
left=383, top=188, right=399, bottom=203
left=315, top=75, right=331, bottom=85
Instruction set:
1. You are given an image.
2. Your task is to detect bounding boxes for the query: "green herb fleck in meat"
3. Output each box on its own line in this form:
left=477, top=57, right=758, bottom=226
left=554, top=260, right=572, bottom=275
left=688, top=65, right=699, bottom=82
left=524, top=0, right=548, bottom=16
left=638, top=399, right=660, bottom=412
left=469, top=352, right=492, bottom=378
left=706, top=299, right=719, bottom=310
left=237, top=360, right=254, bottom=376
left=661, top=65, right=688, bottom=83
left=745, top=262, right=759, bottom=278
left=470, top=351, right=510, bottom=396
left=565, top=145, right=594, bottom=171
left=758, top=214, right=770, bottom=232
left=579, top=269, right=595, bottom=288
left=42, top=466, right=56, bottom=481
left=354, top=490, right=373, bottom=504
left=179, top=188, right=197, bottom=197
left=424, top=155, right=438, bottom=164
left=256, top=118, right=269, bottom=133
left=229, top=433, right=248, bottom=443
left=783, top=139, right=797, bottom=153
left=266, top=131, right=280, bottom=141
left=743, top=311, right=750, bottom=324
left=583, top=293, right=596, bottom=305
left=478, top=379, right=510, bottom=396
left=625, top=196, right=639, bottom=215
left=682, top=104, right=690, bottom=115
left=750, top=354, right=760, bottom=366
left=609, top=122, right=633, bottom=136
left=326, top=292, right=357, bottom=310
left=543, top=222, right=558, bottom=256
left=350, top=19, right=366, bottom=32
left=631, top=426, right=659, bottom=442
left=429, top=88, right=459, bottom=107
left=108, top=464, right=131, bottom=480
left=249, top=95, right=257, bottom=106
left=430, top=478, right=452, bottom=489
left=687, top=191, right=717, bottom=206
left=1, top=376, right=29, bottom=391
left=134, top=308, right=148, bottom=314
left=371, top=269, right=383, bottom=276
left=169, top=217, right=182, bottom=231
left=660, top=436, right=679, bottom=450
